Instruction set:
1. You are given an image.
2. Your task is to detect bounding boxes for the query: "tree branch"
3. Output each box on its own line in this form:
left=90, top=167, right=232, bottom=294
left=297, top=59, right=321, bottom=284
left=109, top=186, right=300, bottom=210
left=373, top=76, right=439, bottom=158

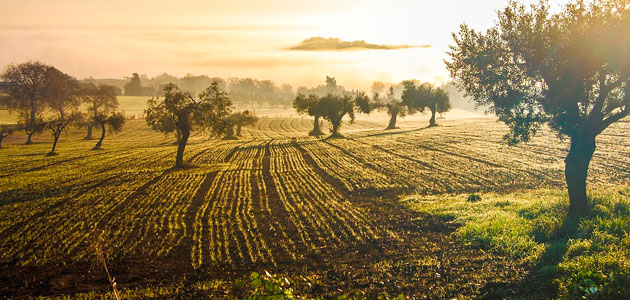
left=597, top=105, right=629, bottom=135
left=589, top=72, right=608, bottom=120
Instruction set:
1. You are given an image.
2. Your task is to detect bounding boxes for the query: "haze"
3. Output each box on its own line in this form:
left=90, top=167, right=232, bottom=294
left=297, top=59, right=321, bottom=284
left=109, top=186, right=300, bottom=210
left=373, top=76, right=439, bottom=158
left=0, top=0, right=563, bottom=90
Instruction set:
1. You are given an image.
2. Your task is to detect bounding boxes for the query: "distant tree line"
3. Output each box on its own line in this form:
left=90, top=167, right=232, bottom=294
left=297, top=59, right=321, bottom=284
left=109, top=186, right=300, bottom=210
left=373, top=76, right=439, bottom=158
left=88, top=73, right=297, bottom=108
left=0, top=61, right=126, bottom=154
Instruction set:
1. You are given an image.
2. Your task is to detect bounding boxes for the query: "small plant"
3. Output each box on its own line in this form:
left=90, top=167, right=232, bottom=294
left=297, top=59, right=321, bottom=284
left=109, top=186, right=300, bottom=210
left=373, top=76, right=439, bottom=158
left=90, top=230, right=121, bottom=300
left=236, top=271, right=295, bottom=299
left=467, top=194, right=481, bottom=202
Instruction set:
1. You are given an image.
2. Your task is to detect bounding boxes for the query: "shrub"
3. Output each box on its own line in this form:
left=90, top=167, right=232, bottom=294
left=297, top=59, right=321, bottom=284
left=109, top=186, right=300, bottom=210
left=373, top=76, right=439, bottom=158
left=467, top=194, right=481, bottom=202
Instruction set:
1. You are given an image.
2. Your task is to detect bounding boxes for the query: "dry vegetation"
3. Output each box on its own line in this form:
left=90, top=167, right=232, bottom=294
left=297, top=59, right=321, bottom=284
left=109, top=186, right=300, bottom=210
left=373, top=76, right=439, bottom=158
left=0, top=116, right=628, bottom=298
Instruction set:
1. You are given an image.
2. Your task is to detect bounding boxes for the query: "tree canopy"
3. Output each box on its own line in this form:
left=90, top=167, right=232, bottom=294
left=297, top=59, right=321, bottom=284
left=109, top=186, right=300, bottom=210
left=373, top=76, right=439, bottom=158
left=446, top=0, right=630, bottom=214
left=45, top=67, right=81, bottom=118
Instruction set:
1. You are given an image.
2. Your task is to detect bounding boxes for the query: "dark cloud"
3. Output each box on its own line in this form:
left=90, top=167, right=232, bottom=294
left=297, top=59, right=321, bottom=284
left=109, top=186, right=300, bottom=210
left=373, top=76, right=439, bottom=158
left=287, top=37, right=430, bottom=51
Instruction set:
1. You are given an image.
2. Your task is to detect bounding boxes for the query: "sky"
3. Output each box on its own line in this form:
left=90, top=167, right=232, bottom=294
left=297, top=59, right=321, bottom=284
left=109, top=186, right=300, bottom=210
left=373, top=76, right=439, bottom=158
left=0, top=0, right=565, bottom=90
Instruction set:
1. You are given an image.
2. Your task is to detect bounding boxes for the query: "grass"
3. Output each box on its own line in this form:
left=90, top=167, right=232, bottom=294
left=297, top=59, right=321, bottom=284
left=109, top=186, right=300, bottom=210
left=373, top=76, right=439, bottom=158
left=406, top=185, right=630, bottom=299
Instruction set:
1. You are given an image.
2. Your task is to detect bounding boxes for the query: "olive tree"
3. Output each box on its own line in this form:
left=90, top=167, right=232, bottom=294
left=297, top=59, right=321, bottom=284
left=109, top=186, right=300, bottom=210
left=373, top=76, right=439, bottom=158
left=293, top=93, right=324, bottom=136
left=1, top=61, right=51, bottom=144
left=145, top=82, right=232, bottom=168
left=82, top=84, right=125, bottom=150
left=373, top=86, right=408, bottom=130
left=46, top=112, right=83, bottom=156
left=45, top=67, right=81, bottom=119
left=401, top=81, right=451, bottom=127
left=446, top=0, right=630, bottom=215
left=82, top=83, right=119, bottom=140
left=43, top=67, right=82, bottom=156
left=223, top=110, right=258, bottom=139
left=92, top=112, right=125, bottom=150
left=319, top=91, right=370, bottom=138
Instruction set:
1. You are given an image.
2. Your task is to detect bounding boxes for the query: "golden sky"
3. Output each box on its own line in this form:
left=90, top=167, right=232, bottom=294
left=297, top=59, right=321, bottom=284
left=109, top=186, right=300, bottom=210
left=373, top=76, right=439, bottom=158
left=0, top=0, right=564, bottom=90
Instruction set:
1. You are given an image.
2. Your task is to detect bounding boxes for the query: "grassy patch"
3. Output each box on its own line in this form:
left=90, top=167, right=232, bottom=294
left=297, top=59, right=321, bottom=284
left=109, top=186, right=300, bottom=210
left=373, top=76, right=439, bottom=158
left=406, top=185, right=630, bottom=299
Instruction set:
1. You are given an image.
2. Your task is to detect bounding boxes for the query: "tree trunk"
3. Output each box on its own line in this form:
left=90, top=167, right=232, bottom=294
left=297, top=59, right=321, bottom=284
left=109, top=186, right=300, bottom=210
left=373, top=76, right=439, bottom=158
left=85, top=124, right=93, bottom=140
left=565, top=134, right=596, bottom=216
left=26, top=99, right=35, bottom=144
left=48, top=133, right=60, bottom=156
left=175, top=127, right=190, bottom=168
left=330, top=120, right=341, bottom=138
left=224, top=126, right=237, bottom=140
left=174, top=128, right=182, bottom=145
left=386, top=111, right=398, bottom=130
left=25, top=130, right=34, bottom=145
left=310, top=114, right=323, bottom=136
left=0, top=136, right=4, bottom=149
left=93, top=121, right=106, bottom=150
left=237, top=124, right=243, bottom=136
left=429, top=107, right=437, bottom=127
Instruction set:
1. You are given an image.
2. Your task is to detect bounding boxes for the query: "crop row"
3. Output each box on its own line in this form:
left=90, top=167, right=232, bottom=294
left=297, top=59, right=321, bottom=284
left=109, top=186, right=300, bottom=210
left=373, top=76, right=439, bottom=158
left=0, top=168, right=161, bottom=265
left=193, top=142, right=273, bottom=266
left=268, top=140, right=378, bottom=247
left=297, top=139, right=397, bottom=192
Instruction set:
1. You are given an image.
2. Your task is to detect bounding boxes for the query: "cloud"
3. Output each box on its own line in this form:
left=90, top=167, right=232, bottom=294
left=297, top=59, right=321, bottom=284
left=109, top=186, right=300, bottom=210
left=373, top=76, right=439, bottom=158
left=287, top=37, right=430, bottom=51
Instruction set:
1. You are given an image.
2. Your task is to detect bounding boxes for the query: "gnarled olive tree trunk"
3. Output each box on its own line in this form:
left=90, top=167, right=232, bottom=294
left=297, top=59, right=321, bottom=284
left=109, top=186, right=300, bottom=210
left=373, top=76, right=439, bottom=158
left=330, top=118, right=342, bottom=138
left=386, top=111, right=398, bottom=130
left=429, top=105, right=437, bottom=127
left=565, top=134, right=596, bottom=216
left=48, top=129, right=62, bottom=156
left=224, top=126, right=237, bottom=140
left=174, top=128, right=182, bottom=145
left=25, top=101, right=36, bottom=144
left=309, top=114, right=323, bottom=136
left=93, top=121, right=106, bottom=150
left=84, top=124, right=93, bottom=140
left=175, top=126, right=190, bottom=168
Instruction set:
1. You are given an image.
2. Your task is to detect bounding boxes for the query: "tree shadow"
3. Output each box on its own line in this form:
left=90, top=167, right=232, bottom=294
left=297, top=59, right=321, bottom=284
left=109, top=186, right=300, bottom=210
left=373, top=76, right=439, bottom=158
left=169, top=163, right=201, bottom=171
left=356, top=124, right=437, bottom=139
left=9, top=152, right=49, bottom=157
left=321, top=134, right=344, bottom=141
